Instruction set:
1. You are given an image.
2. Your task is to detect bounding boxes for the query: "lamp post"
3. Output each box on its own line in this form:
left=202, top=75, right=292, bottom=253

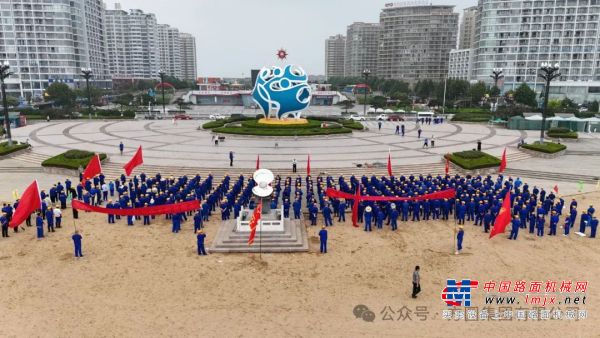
left=81, top=68, right=93, bottom=120
left=1, top=61, right=13, bottom=146
left=538, top=62, right=561, bottom=144
left=362, top=68, right=371, bottom=116
left=489, top=68, right=503, bottom=117
left=158, top=70, right=166, bottom=117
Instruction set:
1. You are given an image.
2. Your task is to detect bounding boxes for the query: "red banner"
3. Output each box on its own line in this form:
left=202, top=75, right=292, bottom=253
left=72, top=200, right=200, bottom=216
left=326, top=188, right=457, bottom=227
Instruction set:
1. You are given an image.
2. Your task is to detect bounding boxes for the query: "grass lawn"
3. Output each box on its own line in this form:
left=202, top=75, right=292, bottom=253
left=521, top=142, right=566, bottom=154
left=450, top=112, right=491, bottom=123
left=445, top=150, right=501, bottom=170
left=42, top=150, right=107, bottom=170
left=0, top=141, right=30, bottom=156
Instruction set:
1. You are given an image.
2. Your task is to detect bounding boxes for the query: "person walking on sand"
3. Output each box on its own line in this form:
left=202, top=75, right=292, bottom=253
left=412, top=266, right=421, bottom=298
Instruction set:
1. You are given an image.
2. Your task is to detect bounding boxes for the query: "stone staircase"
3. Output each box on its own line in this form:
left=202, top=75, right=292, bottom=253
left=210, top=217, right=309, bottom=253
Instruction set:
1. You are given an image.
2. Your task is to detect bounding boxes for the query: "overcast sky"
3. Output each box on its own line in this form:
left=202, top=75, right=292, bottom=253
left=105, top=0, right=474, bottom=78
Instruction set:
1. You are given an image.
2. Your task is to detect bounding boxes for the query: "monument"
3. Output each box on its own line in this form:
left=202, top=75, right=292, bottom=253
left=235, top=169, right=284, bottom=232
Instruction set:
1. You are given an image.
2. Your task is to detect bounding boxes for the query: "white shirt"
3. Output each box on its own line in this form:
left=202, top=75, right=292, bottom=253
left=53, top=208, right=62, bottom=218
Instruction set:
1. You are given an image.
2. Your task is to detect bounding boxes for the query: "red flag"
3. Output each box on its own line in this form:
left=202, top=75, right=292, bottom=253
left=256, top=154, right=260, bottom=170
left=82, top=154, right=102, bottom=182
left=490, top=191, right=512, bottom=239
left=351, top=184, right=361, bottom=227
left=307, top=154, right=311, bottom=176
left=387, top=151, right=393, bottom=177
left=445, top=157, right=450, bottom=175
left=72, top=199, right=199, bottom=216
left=9, top=180, right=41, bottom=228
left=553, top=185, right=559, bottom=194
left=248, top=203, right=262, bottom=245
left=499, top=148, right=507, bottom=173
left=123, top=146, right=143, bottom=176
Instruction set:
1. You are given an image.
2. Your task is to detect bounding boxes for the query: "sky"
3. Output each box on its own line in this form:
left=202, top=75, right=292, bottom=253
left=105, top=0, right=474, bottom=78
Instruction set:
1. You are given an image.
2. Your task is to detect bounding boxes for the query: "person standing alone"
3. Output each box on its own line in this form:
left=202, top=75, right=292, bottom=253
left=229, top=151, right=234, bottom=167
left=72, top=230, right=83, bottom=257
left=292, top=158, right=297, bottom=173
left=319, top=226, right=328, bottom=254
left=119, top=142, right=124, bottom=156
left=412, top=266, right=421, bottom=298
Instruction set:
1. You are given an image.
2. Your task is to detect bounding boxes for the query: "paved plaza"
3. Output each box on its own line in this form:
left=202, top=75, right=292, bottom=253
left=13, top=120, right=538, bottom=168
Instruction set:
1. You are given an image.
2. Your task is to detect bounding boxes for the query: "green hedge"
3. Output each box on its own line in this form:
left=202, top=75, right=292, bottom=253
left=521, top=142, right=566, bottom=153
left=201, top=116, right=253, bottom=129
left=451, top=112, right=491, bottom=122
left=240, top=119, right=323, bottom=129
left=42, top=150, right=107, bottom=170
left=445, top=150, right=501, bottom=170
left=547, top=128, right=578, bottom=139
left=0, top=142, right=30, bottom=156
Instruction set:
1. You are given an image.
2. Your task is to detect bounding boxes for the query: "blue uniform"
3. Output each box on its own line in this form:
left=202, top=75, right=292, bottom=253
left=323, top=206, right=333, bottom=226
left=36, top=216, right=44, bottom=238
left=72, top=233, right=83, bottom=257
left=364, top=210, right=372, bottom=231
left=319, top=228, right=328, bottom=253
left=197, top=233, right=207, bottom=255
left=337, top=202, right=346, bottom=222
left=509, top=219, right=520, bottom=240
left=457, top=229, right=464, bottom=251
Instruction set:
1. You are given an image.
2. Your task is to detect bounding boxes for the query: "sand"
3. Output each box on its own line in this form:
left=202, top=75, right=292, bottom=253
left=1, top=192, right=599, bottom=338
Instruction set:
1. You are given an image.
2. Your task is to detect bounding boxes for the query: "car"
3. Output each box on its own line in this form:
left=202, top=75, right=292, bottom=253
left=376, top=114, right=389, bottom=121
left=388, top=115, right=404, bottom=122
left=174, top=114, right=192, bottom=120
left=209, top=114, right=226, bottom=120
left=349, top=115, right=366, bottom=121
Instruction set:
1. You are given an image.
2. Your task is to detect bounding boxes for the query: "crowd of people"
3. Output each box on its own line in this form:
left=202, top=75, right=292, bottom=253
left=1, top=170, right=598, bottom=257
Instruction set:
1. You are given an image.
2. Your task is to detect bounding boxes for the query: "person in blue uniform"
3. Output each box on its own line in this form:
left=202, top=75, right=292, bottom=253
left=590, top=216, right=598, bottom=238
left=549, top=211, right=559, bottom=236
left=197, top=229, right=207, bottom=255
left=45, top=207, right=55, bottom=232
left=401, top=124, right=405, bottom=136
left=72, top=230, right=83, bottom=257
left=509, top=215, right=521, bottom=240
left=323, top=204, right=333, bottom=226
left=376, top=208, right=385, bottom=229
left=579, top=211, right=589, bottom=233
left=318, top=226, right=328, bottom=253
left=390, top=205, right=399, bottom=231
left=172, top=212, right=182, bottom=233
left=401, top=200, right=409, bottom=221
left=536, top=215, right=545, bottom=236
left=36, top=212, right=44, bottom=239
left=457, top=201, right=466, bottom=225
left=483, top=210, right=494, bottom=233
left=119, top=141, right=124, bottom=155
left=455, top=226, right=464, bottom=254
left=229, top=151, right=234, bottom=166
left=0, top=212, right=8, bottom=238
left=364, top=206, right=372, bottom=231
left=337, top=200, right=346, bottom=222
left=293, top=198, right=301, bottom=219
left=563, top=216, right=572, bottom=236
left=283, top=199, right=290, bottom=218
left=194, top=211, right=203, bottom=232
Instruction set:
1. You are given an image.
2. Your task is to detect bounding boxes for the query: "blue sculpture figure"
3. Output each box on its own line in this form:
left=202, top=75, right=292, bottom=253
left=252, top=65, right=312, bottom=119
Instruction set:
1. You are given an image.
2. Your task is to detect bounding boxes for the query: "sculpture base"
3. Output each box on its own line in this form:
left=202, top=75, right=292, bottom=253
left=258, top=117, right=308, bottom=125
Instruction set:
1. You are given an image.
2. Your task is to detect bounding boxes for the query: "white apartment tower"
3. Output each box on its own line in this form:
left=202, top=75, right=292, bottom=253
left=179, top=32, right=197, bottom=82
left=104, top=5, right=160, bottom=79
left=157, top=24, right=181, bottom=79
left=324, top=34, right=346, bottom=80
left=345, top=22, right=380, bottom=77
left=0, top=0, right=110, bottom=98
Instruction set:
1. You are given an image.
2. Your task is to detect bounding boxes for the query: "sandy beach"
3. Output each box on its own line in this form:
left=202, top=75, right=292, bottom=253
left=0, top=191, right=599, bottom=338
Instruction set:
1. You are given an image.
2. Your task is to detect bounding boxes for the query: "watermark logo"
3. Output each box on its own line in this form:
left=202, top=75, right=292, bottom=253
left=441, top=279, right=479, bottom=307
left=353, top=304, right=375, bottom=322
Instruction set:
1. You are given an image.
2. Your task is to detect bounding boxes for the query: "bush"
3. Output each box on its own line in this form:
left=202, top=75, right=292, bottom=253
left=547, top=128, right=578, bottom=139
left=445, top=151, right=501, bottom=170
left=0, top=141, right=30, bottom=156
left=201, top=116, right=253, bottom=129
left=213, top=126, right=352, bottom=136
left=240, top=119, right=323, bottom=129
left=42, top=150, right=107, bottom=170
left=521, top=142, right=566, bottom=154
left=451, top=112, right=491, bottom=122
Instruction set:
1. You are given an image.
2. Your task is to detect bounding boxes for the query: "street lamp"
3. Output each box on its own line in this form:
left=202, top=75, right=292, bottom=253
left=538, top=62, right=561, bottom=143
left=158, top=70, right=166, bottom=117
left=81, top=68, right=93, bottom=120
left=489, top=68, right=504, bottom=116
left=1, top=61, right=13, bottom=146
left=362, top=68, right=371, bottom=116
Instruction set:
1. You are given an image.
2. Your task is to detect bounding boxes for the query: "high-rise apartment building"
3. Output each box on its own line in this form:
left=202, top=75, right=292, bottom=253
left=377, top=3, right=459, bottom=84
left=0, top=0, right=110, bottom=98
left=105, top=5, right=160, bottom=79
left=345, top=22, right=380, bottom=77
left=158, top=24, right=181, bottom=79
left=324, top=34, right=346, bottom=80
left=179, top=32, right=197, bottom=82
left=459, top=6, right=478, bottom=50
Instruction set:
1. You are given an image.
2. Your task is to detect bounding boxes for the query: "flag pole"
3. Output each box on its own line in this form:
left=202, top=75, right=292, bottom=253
left=259, top=197, right=262, bottom=260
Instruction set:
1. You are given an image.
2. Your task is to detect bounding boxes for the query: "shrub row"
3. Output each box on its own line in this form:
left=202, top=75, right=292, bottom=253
left=521, top=142, right=567, bottom=154
left=0, top=142, right=30, bottom=156
left=445, top=151, right=501, bottom=170
left=42, top=150, right=107, bottom=170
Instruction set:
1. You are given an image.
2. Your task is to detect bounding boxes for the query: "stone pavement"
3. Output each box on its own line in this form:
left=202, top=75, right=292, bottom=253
left=11, top=120, right=536, bottom=168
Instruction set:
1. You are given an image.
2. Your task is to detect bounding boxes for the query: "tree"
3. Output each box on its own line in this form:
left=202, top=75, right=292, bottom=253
left=113, top=93, right=134, bottom=107
left=489, top=86, right=500, bottom=97
left=45, top=83, right=76, bottom=107
left=369, top=96, right=388, bottom=109
left=513, top=83, right=538, bottom=107
left=589, top=100, right=599, bottom=113
left=468, top=82, right=487, bottom=104
left=337, top=99, right=354, bottom=114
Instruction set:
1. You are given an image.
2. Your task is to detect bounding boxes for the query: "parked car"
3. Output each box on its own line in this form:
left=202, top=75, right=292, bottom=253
left=174, top=114, right=192, bottom=120
left=388, top=115, right=404, bottom=121
left=209, top=114, right=226, bottom=120
left=376, top=114, right=389, bottom=121
left=349, top=115, right=366, bottom=121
